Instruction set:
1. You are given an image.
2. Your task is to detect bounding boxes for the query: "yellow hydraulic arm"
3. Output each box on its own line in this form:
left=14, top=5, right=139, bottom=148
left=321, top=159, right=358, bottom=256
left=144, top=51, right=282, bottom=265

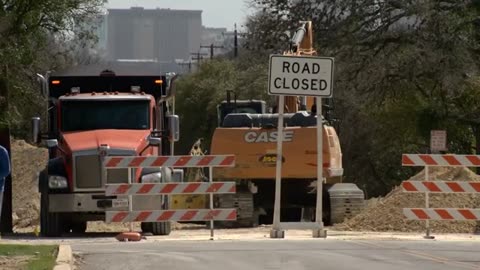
left=282, top=21, right=317, bottom=112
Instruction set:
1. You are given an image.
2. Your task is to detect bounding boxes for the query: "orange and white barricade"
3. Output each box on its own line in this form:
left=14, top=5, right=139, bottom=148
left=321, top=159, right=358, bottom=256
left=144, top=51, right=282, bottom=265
left=102, top=154, right=237, bottom=240
left=401, top=154, right=480, bottom=238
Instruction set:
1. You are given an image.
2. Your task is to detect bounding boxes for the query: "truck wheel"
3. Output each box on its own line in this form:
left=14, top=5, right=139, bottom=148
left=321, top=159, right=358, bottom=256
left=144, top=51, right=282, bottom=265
left=40, top=191, right=63, bottom=237
left=141, top=222, right=171, bottom=236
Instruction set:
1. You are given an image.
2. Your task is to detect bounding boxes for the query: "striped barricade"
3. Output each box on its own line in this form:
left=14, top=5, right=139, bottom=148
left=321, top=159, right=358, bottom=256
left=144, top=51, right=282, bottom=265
left=404, top=208, right=480, bottom=221
left=401, top=154, right=480, bottom=238
left=402, top=181, right=480, bottom=193
left=104, top=155, right=235, bottom=168
left=105, top=182, right=236, bottom=196
left=102, top=154, right=237, bottom=238
left=402, top=154, right=480, bottom=167
left=107, top=209, right=237, bottom=223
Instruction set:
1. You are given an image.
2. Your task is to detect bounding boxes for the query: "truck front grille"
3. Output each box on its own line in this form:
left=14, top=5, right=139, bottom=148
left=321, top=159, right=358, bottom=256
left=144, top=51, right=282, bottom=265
left=74, top=153, right=131, bottom=191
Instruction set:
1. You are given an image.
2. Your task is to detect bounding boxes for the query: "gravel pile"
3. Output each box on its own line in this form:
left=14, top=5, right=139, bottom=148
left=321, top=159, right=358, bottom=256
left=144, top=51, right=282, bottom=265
left=333, top=167, right=480, bottom=233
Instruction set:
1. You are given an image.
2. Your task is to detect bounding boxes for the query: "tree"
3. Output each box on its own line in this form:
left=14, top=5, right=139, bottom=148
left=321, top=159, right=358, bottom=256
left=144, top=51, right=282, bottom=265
left=174, top=52, right=271, bottom=155
left=240, top=0, right=480, bottom=197
left=0, top=0, right=106, bottom=136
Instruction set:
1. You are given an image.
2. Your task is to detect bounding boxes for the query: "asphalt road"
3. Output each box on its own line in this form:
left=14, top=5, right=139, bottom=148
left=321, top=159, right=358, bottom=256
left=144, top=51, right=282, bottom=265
left=72, top=239, right=480, bottom=270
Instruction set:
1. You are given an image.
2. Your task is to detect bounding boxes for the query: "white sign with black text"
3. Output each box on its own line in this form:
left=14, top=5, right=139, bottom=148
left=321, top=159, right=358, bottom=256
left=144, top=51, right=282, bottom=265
left=268, top=55, right=334, bottom=97
left=430, top=130, right=447, bottom=152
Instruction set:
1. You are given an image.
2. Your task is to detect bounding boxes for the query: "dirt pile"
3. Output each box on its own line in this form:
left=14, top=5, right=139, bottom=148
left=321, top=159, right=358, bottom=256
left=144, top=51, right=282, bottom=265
left=334, top=167, right=480, bottom=233
left=10, top=139, right=46, bottom=230
left=9, top=139, right=196, bottom=233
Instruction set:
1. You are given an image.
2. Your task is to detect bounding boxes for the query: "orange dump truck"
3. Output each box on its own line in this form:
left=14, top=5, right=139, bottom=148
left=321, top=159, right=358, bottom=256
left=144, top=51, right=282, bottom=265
left=32, top=70, right=180, bottom=237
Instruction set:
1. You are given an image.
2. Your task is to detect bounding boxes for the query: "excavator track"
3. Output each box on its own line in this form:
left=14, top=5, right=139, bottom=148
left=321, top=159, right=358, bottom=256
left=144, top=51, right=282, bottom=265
left=327, top=183, right=365, bottom=224
left=215, top=191, right=256, bottom=228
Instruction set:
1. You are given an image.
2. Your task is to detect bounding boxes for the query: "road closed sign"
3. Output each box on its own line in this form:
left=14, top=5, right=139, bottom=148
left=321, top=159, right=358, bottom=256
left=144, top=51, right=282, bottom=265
left=268, top=55, right=334, bottom=97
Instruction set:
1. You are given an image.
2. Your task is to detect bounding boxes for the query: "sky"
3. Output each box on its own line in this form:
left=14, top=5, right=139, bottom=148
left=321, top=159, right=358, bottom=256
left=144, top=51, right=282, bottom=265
left=105, top=0, right=254, bottom=31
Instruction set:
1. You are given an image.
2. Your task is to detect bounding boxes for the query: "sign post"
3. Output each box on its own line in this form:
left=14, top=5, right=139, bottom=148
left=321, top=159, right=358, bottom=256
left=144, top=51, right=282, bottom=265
left=426, top=130, right=446, bottom=239
left=267, top=54, right=334, bottom=239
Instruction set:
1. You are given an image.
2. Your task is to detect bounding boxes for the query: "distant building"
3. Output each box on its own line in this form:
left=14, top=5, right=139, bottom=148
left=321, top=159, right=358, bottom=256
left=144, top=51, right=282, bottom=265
left=200, top=26, right=245, bottom=58
left=201, top=27, right=227, bottom=45
left=105, top=7, right=202, bottom=62
left=95, top=15, right=108, bottom=52
left=200, top=26, right=229, bottom=57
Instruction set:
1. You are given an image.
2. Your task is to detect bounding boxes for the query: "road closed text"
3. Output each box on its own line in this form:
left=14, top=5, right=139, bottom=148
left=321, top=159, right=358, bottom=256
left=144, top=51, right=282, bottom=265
left=268, top=55, right=333, bottom=97
left=273, top=77, right=328, bottom=91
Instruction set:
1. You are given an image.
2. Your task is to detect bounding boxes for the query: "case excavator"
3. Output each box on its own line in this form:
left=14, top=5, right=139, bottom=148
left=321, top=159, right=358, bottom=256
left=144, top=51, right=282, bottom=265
left=208, top=21, right=365, bottom=227
left=173, top=21, right=365, bottom=227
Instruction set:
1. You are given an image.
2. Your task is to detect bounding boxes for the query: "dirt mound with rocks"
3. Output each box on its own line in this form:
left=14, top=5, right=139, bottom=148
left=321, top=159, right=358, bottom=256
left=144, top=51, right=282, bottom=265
left=334, top=167, right=480, bottom=233
left=10, top=139, right=45, bottom=230
left=9, top=139, right=196, bottom=233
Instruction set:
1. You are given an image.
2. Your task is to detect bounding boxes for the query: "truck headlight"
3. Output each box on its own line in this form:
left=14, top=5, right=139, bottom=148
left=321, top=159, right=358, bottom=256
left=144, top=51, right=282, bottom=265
left=141, top=172, right=162, bottom=183
left=48, top=175, right=68, bottom=189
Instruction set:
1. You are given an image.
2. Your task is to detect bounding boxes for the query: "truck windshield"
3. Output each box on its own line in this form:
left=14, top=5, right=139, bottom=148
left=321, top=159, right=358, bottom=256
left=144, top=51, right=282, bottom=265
left=61, top=99, right=150, bottom=131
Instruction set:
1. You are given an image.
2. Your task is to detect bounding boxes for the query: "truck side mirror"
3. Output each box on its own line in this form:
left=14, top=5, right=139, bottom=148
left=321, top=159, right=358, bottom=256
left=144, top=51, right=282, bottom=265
left=46, top=139, right=58, bottom=148
left=32, top=117, right=41, bottom=144
left=167, top=115, right=180, bottom=142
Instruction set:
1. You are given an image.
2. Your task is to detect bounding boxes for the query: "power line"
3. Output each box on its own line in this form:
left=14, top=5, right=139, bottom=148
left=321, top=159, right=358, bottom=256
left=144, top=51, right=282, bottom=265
left=200, top=43, right=225, bottom=59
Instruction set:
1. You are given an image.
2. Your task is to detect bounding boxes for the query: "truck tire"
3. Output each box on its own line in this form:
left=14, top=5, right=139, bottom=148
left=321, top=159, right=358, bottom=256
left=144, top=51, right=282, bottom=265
left=40, top=191, right=63, bottom=237
left=141, top=222, right=171, bottom=235
left=71, top=221, right=87, bottom=233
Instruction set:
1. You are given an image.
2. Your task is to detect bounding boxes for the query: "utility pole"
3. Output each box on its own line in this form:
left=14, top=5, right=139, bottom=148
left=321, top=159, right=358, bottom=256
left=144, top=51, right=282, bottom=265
left=178, top=61, right=193, bottom=73
left=222, top=23, right=242, bottom=58
left=234, top=23, right=238, bottom=58
left=200, top=43, right=225, bottom=59
left=190, top=51, right=208, bottom=70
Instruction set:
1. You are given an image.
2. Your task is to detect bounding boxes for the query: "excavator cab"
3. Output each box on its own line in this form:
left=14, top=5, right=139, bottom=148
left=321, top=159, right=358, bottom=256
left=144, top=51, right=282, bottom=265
left=217, top=100, right=267, bottom=127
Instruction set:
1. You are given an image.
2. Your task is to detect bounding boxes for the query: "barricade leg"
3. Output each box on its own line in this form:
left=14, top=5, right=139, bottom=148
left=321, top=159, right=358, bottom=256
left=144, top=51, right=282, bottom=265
left=424, top=166, right=434, bottom=239
left=209, top=166, right=214, bottom=240
left=313, top=98, right=326, bottom=238
left=128, top=168, right=133, bottom=232
left=270, top=95, right=285, bottom=239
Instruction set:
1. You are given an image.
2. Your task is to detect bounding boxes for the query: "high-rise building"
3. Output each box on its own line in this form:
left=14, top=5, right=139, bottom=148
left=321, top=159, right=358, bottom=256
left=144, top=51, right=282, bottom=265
left=105, top=7, right=202, bottom=62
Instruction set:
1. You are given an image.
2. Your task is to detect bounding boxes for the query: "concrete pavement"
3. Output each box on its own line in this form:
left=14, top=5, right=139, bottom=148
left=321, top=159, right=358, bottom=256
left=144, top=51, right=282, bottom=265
left=72, top=239, right=480, bottom=270
left=3, top=227, right=480, bottom=269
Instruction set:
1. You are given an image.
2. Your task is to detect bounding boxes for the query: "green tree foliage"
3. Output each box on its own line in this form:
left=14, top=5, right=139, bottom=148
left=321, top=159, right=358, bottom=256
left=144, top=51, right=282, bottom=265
left=174, top=0, right=480, bottom=197
left=174, top=53, right=270, bottom=154
left=0, top=0, right=105, bottom=135
left=241, top=0, right=480, bottom=197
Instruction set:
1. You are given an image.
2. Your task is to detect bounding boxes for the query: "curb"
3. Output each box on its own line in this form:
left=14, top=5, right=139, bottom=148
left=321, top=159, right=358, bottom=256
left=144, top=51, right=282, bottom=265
left=53, top=245, right=73, bottom=270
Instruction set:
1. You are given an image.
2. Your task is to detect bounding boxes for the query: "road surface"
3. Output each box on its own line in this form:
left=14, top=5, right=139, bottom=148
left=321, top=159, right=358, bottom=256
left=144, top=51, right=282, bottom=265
left=73, top=239, right=480, bottom=270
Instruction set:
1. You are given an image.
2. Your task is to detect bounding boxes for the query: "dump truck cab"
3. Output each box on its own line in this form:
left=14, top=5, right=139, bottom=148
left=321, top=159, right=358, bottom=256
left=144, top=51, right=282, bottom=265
left=32, top=70, right=180, bottom=237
